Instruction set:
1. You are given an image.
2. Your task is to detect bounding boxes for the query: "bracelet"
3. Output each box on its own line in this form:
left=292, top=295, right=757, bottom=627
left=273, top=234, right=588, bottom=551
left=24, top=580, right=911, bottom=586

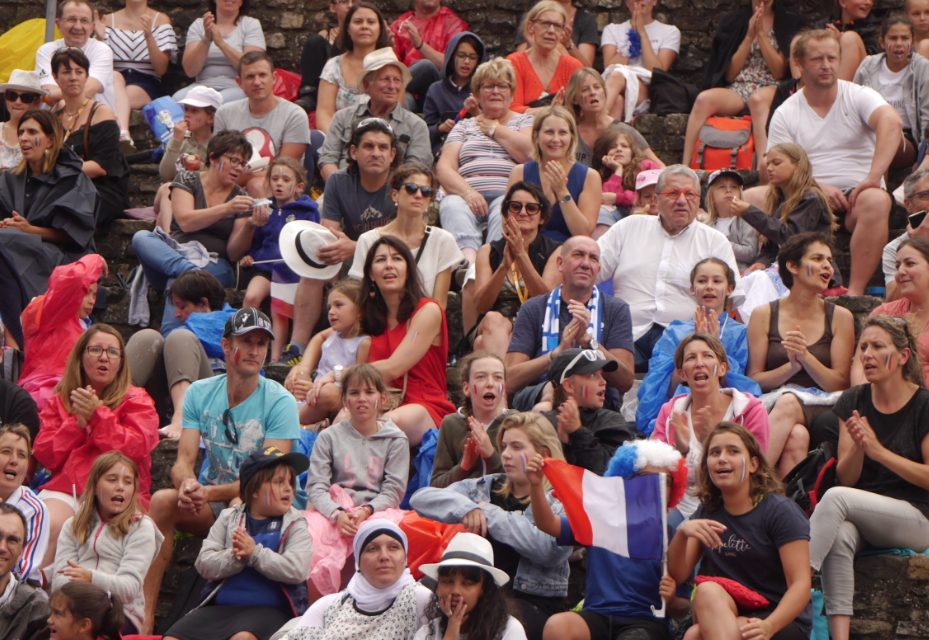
left=414, top=39, right=424, bottom=50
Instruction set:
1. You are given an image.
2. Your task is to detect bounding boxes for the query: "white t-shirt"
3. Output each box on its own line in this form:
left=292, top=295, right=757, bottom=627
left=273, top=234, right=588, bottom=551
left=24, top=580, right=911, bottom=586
left=601, top=20, right=681, bottom=67
left=349, top=226, right=463, bottom=298
left=878, top=61, right=907, bottom=124
left=767, top=80, right=888, bottom=190
left=35, top=38, right=116, bottom=110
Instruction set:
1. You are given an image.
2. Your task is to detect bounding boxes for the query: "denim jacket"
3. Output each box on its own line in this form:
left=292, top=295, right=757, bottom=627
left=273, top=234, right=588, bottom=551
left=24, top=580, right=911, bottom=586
left=410, top=474, right=570, bottom=597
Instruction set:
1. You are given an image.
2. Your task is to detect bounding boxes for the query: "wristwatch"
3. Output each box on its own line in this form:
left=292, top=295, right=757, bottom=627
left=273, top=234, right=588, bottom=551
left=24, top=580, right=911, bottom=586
left=560, top=193, right=572, bottom=204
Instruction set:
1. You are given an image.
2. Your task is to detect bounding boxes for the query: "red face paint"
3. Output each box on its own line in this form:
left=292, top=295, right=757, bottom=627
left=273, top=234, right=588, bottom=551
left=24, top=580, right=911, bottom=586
left=233, top=347, right=241, bottom=365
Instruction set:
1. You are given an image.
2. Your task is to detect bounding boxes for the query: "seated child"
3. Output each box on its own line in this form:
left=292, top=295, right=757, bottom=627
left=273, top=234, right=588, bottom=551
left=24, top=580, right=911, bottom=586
left=286, top=280, right=366, bottom=427
left=542, top=348, right=634, bottom=474
left=49, top=581, right=126, bottom=640
left=163, top=447, right=312, bottom=640
left=592, top=127, right=659, bottom=236
left=304, top=364, right=410, bottom=596
left=423, top=33, right=485, bottom=156
left=51, top=452, right=163, bottom=634
left=240, top=157, right=320, bottom=362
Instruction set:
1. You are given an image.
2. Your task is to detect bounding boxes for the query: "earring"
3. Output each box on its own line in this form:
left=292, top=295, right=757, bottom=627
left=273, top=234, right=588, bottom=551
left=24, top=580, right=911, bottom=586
left=369, top=285, right=376, bottom=298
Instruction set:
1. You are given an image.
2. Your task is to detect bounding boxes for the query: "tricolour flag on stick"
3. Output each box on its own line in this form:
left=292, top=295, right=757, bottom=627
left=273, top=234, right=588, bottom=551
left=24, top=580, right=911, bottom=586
left=542, top=458, right=665, bottom=561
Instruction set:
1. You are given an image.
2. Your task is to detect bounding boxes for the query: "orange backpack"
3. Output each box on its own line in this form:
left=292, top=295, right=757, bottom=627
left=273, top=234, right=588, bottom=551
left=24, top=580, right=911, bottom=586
left=690, top=115, right=755, bottom=171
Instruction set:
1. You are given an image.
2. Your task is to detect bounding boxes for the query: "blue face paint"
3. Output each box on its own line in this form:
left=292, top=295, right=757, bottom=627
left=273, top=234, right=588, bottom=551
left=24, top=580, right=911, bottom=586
left=884, top=353, right=892, bottom=369
left=739, top=457, right=746, bottom=483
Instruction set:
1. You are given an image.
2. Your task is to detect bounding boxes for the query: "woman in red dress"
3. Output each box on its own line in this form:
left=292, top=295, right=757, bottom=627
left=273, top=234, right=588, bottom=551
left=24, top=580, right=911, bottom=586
left=358, top=235, right=454, bottom=446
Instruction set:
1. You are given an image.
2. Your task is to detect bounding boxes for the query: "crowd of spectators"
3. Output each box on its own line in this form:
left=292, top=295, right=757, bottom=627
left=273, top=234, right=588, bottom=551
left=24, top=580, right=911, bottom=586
left=1, top=1, right=929, bottom=639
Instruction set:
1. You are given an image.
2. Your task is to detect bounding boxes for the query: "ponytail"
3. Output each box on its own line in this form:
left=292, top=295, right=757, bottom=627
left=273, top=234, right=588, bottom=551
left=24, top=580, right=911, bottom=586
left=54, top=582, right=125, bottom=639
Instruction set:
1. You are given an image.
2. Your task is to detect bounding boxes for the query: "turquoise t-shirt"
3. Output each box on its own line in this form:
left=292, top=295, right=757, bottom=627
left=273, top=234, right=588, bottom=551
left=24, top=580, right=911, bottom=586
left=183, top=375, right=302, bottom=505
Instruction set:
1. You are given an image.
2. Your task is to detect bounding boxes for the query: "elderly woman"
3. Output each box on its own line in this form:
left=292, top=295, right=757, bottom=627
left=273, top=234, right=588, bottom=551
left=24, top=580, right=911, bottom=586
left=507, top=0, right=583, bottom=113
left=0, top=70, right=46, bottom=171
left=131, top=130, right=266, bottom=335
left=358, top=235, right=456, bottom=446
left=280, top=519, right=433, bottom=639
left=174, top=0, right=266, bottom=103
left=0, top=109, right=96, bottom=348
left=505, top=105, right=601, bottom=241
left=34, top=323, right=159, bottom=567
left=52, top=47, right=130, bottom=227
left=437, top=57, right=533, bottom=264
left=316, top=2, right=392, bottom=134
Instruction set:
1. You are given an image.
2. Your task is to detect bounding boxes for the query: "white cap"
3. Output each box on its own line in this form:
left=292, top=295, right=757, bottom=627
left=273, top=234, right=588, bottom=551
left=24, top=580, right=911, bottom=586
left=178, top=86, right=223, bottom=111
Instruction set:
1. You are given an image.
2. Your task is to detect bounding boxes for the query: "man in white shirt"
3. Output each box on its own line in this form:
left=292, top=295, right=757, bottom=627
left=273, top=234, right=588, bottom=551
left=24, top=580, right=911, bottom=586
left=597, top=165, right=741, bottom=371
left=765, top=29, right=902, bottom=295
left=214, top=51, right=312, bottom=196
left=34, top=0, right=115, bottom=111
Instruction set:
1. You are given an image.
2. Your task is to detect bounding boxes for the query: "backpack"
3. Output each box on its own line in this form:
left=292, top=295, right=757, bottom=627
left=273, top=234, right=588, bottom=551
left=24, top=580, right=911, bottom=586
left=649, top=69, right=700, bottom=115
left=783, top=441, right=837, bottom=517
left=690, top=116, right=755, bottom=171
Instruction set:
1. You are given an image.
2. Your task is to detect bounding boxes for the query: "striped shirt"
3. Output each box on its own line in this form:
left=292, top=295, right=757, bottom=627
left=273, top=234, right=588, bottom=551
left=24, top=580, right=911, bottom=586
left=445, top=113, right=534, bottom=196
left=104, top=17, right=177, bottom=78
left=6, top=485, right=49, bottom=585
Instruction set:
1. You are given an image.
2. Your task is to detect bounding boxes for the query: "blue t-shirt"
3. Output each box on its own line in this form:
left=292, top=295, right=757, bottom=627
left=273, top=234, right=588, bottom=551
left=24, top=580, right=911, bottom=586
left=183, top=375, right=300, bottom=488
left=557, top=516, right=666, bottom=620
left=214, top=511, right=290, bottom=610
left=694, top=493, right=812, bottom=632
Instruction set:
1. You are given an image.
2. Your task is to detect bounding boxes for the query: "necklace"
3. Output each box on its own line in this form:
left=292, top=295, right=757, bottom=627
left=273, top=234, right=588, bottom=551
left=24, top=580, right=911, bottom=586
left=64, top=98, right=89, bottom=119
left=60, top=99, right=90, bottom=142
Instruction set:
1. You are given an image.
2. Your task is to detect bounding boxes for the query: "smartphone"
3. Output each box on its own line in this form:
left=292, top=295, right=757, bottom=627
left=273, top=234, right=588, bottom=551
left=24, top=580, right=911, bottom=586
left=909, top=210, right=927, bottom=229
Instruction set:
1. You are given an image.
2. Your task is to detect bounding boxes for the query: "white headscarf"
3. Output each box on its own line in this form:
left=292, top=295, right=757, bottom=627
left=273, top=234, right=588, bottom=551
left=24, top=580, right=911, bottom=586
left=345, top=519, right=415, bottom=612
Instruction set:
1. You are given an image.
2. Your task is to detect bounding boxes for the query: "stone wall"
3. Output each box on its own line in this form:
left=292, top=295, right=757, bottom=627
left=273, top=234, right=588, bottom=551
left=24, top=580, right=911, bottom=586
left=0, top=0, right=902, bottom=86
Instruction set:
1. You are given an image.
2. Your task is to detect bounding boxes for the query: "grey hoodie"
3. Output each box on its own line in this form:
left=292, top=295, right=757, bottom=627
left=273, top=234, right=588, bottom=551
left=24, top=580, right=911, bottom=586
left=307, top=419, right=410, bottom=518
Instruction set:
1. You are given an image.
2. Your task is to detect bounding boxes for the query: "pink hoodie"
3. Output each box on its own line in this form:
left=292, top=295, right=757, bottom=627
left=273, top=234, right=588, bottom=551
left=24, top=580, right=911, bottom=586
left=651, top=388, right=769, bottom=453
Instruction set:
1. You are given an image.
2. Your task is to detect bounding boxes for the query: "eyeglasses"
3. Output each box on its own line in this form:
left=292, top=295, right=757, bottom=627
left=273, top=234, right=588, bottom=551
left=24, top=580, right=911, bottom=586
left=4, top=91, right=40, bottom=104
left=401, top=183, right=434, bottom=198
left=220, top=155, right=247, bottom=168
left=454, top=52, right=479, bottom=62
left=222, top=408, right=238, bottom=445
left=479, top=82, right=511, bottom=93
left=559, top=349, right=604, bottom=384
left=659, top=189, right=701, bottom=202
left=533, top=19, right=566, bottom=31
left=85, top=345, right=122, bottom=359
left=504, top=201, right=542, bottom=216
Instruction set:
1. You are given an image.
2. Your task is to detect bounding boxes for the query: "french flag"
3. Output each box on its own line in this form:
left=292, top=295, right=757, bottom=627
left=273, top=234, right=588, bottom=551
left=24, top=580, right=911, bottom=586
left=542, top=458, right=666, bottom=561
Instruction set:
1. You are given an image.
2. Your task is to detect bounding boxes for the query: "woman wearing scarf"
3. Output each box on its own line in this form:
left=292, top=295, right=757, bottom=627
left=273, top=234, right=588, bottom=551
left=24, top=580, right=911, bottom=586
left=281, top=520, right=432, bottom=639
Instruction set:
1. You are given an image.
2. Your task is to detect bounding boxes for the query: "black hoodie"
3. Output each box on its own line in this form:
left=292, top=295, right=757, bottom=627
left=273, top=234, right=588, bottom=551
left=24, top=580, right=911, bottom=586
left=422, top=31, right=486, bottom=155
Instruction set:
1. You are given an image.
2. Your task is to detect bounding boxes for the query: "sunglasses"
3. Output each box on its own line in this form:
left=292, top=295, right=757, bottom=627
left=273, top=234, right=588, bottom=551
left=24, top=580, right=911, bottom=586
left=401, top=183, right=434, bottom=198
left=4, top=91, right=40, bottom=104
left=222, top=408, right=238, bottom=445
left=559, top=349, right=604, bottom=384
left=504, top=201, right=542, bottom=216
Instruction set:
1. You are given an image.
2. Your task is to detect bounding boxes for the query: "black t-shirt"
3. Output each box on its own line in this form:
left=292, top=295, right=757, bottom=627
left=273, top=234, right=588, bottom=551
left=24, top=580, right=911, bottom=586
left=321, top=171, right=395, bottom=241
left=833, top=385, right=929, bottom=516
left=489, top=476, right=529, bottom=582
left=695, top=493, right=811, bottom=632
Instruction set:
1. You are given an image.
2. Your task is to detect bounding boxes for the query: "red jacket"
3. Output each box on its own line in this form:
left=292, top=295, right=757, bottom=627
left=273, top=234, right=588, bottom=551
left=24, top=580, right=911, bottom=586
left=19, top=254, right=106, bottom=399
left=390, top=6, right=468, bottom=66
left=34, top=386, right=159, bottom=508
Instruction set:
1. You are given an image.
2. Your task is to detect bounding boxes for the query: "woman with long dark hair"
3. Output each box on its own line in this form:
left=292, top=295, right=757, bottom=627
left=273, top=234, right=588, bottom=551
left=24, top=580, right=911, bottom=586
left=358, top=235, right=455, bottom=445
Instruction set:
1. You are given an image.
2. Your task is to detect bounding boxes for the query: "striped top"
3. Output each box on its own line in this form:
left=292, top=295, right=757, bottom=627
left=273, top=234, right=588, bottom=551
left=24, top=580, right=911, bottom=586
left=7, top=485, right=49, bottom=585
left=445, top=113, right=534, bottom=196
left=104, top=14, right=177, bottom=78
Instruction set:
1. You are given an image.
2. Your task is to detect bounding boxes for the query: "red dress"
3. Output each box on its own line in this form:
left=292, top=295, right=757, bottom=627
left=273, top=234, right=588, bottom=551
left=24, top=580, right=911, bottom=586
left=368, top=298, right=455, bottom=426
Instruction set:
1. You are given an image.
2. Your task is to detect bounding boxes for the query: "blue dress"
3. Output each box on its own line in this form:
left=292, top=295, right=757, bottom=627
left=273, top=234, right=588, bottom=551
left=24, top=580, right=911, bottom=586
left=635, top=315, right=761, bottom=436
left=522, top=160, right=588, bottom=242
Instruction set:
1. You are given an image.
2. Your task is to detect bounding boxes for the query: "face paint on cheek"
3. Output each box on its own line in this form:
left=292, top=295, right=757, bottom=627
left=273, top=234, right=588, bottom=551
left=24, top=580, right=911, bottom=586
left=739, top=457, right=746, bottom=483
left=497, top=383, right=503, bottom=397
left=885, top=353, right=892, bottom=369
left=806, top=264, right=813, bottom=278
left=233, top=347, right=241, bottom=365
left=711, top=364, right=718, bottom=378
left=581, top=385, right=588, bottom=402
left=218, top=160, right=225, bottom=174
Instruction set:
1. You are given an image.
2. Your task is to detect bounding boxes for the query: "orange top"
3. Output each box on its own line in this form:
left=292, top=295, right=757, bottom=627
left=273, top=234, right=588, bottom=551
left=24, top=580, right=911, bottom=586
left=506, top=50, right=584, bottom=113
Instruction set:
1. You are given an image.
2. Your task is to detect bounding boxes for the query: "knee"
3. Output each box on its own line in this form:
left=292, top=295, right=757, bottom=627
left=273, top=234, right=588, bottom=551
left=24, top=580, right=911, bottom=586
left=692, top=580, right=735, bottom=614
left=228, top=633, right=258, bottom=640
left=149, top=489, right=180, bottom=525
left=606, top=73, right=627, bottom=91
left=165, top=328, right=198, bottom=350
left=482, top=311, right=511, bottom=334
left=771, top=393, right=802, bottom=421
left=542, top=613, right=583, bottom=640
left=787, top=423, right=810, bottom=450
left=852, top=190, right=892, bottom=221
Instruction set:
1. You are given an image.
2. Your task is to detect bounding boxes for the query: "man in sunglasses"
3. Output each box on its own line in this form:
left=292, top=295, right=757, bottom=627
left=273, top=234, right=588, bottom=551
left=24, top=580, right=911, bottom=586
left=319, top=47, right=431, bottom=181
left=142, top=307, right=300, bottom=633
left=597, top=164, right=741, bottom=372
left=506, top=235, right=635, bottom=412
left=35, top=0, right=116, bottom=110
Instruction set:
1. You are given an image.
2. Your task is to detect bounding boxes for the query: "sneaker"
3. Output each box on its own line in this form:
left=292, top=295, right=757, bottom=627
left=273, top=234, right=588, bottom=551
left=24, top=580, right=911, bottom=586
left=277, top=343, right=304, bottom=367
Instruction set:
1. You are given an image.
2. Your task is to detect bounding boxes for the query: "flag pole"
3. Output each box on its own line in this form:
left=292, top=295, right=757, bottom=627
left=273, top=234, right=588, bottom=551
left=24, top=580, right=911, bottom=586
left=650, top=472, right=668, bottom=619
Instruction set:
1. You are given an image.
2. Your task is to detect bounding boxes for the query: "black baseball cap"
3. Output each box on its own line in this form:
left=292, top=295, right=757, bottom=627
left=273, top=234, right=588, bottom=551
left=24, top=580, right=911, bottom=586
left=706, top=168, right=744, bottom=188
left=549, top=348, right=618, bottom=386
left=223, top=307, right=274, bottom=339
left=239, top=446, right=309, bottom=492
